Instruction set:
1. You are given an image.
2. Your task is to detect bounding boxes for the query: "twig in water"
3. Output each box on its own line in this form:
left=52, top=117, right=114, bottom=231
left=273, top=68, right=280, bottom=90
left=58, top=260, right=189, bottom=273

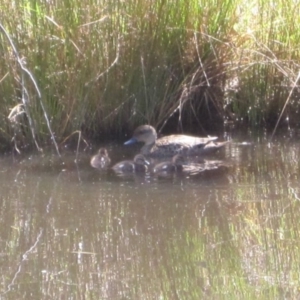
left=59, top=130, right=89, bottom=163
left=2, top=229, right=44, bottom=296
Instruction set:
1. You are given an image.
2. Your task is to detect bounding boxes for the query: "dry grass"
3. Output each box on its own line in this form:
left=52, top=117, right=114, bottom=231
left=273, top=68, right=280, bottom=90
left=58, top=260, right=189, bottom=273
left=0, top=0, right=299, bottom=151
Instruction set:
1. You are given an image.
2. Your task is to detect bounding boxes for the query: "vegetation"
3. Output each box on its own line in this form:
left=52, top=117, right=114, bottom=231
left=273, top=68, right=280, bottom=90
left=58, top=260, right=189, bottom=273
left=0, top=0, right=299, bottom=151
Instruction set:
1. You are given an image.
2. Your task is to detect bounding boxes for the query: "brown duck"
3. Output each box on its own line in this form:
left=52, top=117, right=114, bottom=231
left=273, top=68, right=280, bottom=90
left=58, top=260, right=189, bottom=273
left=125, top=125, right=227, bottom=157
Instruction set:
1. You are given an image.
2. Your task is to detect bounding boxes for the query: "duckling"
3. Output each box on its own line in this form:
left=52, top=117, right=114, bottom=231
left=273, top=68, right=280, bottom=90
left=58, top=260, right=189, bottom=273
left=153, top=154, right=185, bottom=174
left=124, top=125, right=227, bottom=157
left=90, top=148, right=111, bottom=169
left=112, top=154, right=150, bottom=173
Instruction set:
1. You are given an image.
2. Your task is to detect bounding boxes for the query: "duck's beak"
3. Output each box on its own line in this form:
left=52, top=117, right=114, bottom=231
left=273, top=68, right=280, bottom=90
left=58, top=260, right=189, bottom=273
left=124, top=137, right=138, bottom=145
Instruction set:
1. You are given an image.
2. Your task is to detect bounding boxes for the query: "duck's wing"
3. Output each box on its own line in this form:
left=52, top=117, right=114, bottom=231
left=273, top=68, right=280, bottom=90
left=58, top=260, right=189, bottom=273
left=147, top=135, right=219, bottom=157
left=90, top=156, right=111, bottom=169
left=157, top=135, right=217, bottom=146
left=112, top=160, right=134, bottom=173
left=203, top=140, right=229, bottom=150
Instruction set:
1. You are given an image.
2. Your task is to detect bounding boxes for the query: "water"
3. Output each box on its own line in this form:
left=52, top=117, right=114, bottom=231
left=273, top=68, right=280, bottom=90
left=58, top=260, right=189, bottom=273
left=1, top=134, right=300, bottom=299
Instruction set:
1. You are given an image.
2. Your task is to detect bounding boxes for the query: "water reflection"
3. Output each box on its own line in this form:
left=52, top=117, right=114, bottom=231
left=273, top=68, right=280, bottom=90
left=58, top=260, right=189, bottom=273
left=0, top=138, right=300, bottom=299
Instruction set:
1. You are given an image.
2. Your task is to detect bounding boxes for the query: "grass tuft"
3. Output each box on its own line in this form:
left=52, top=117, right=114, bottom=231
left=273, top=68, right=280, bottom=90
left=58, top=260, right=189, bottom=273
left=0, top=0, right=299, bottom=150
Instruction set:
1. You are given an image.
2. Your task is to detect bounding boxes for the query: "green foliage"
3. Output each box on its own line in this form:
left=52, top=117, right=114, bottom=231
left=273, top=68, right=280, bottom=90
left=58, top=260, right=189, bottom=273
left=0, top=0, right=299, bottom=149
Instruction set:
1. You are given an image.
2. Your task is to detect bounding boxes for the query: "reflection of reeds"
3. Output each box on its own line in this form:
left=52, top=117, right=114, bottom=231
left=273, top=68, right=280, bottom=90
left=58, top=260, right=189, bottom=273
left=0, top=0, right=299, bottom=149
left=1, top=141, right=300, bottom=297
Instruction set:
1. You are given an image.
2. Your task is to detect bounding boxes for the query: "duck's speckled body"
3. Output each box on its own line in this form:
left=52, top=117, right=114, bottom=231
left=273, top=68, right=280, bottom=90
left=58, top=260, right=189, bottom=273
left=153, top=154, right=185, bottom=174
left=90, top=148, right=111, bottom=169
left=125, top=125, right=227, bottom=157
left=112, top=154, right=149, bottom=173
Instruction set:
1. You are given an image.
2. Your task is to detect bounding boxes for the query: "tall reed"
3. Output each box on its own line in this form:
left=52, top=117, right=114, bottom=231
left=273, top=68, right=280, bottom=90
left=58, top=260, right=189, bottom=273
left=0, top=0, right=299, bottom=150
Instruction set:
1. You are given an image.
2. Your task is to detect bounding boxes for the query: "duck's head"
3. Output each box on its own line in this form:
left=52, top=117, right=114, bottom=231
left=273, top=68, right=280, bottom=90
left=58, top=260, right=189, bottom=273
left=97, top=147, right=109, bottom=156
left=133, top=154, right=150, bottom=166
left=124, top=125, right=157, bottom=146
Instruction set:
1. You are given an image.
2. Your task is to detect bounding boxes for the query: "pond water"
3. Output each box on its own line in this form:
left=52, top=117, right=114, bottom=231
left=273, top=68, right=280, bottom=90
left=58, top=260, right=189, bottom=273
left=1, top=131, right=300, bottom=299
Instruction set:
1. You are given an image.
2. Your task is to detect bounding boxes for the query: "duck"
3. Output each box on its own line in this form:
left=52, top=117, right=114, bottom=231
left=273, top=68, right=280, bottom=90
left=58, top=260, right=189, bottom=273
left=124, top=125, right=227, bottom=157
left=153, top=154, right=185, bottom=174
left=112, top=154, right=150, bottom=173
left=90, top=147, right=111, bottom=169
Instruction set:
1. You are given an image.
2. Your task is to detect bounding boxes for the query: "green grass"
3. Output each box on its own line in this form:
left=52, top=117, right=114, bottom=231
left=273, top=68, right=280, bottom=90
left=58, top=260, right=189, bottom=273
left=0, top=0, right=299, bottom=150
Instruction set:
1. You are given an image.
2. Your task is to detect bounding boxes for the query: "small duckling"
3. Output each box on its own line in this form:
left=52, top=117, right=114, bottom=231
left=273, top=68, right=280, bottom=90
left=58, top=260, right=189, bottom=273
left=90, top=148, right=111, bottom=169
left=112, top=154, right=150, bottom=173
left=153, top=154, right=185, bottom=174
